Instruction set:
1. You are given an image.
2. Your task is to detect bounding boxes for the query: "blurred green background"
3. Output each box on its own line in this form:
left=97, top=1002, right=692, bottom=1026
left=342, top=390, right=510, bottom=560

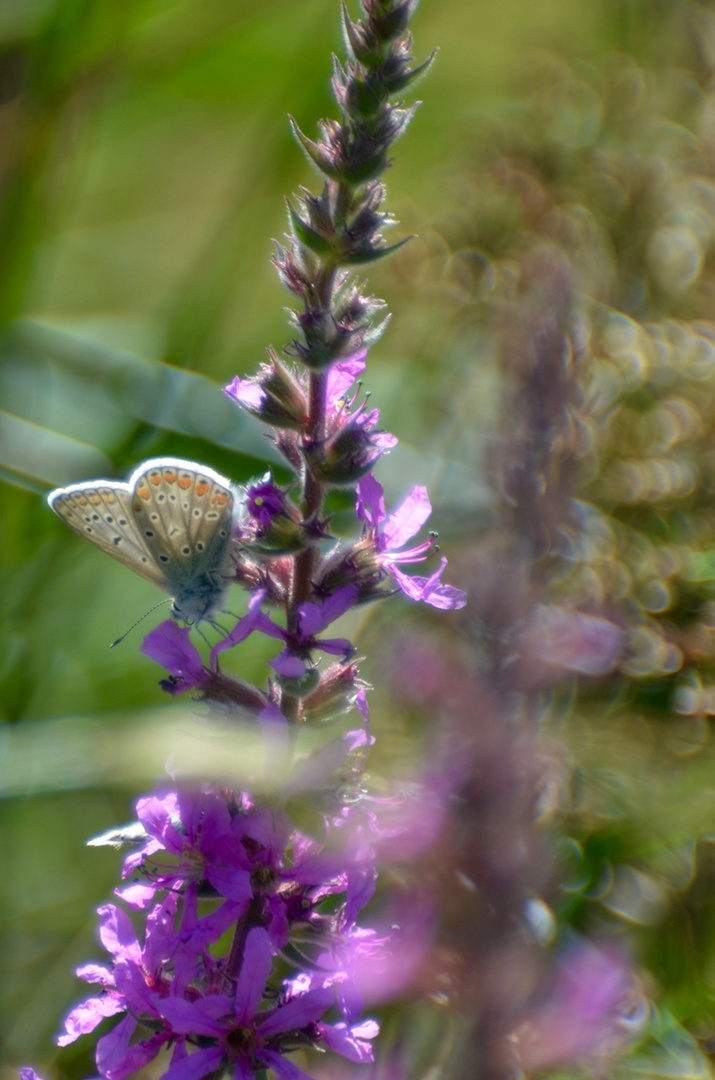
left=2, top=0, right=711, bottom=1076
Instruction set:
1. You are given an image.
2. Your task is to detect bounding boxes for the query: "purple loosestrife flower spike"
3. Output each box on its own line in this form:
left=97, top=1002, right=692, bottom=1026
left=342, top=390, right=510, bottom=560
left=50, top=7, right=463, bottom=1080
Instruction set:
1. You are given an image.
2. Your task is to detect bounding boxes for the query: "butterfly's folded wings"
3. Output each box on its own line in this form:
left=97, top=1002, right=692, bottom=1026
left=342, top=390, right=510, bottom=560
left=130, top=460, right=235, bottom=588
left=48, top=480, right=169, bottom=588
left=47, top=458, right=237, bottom=600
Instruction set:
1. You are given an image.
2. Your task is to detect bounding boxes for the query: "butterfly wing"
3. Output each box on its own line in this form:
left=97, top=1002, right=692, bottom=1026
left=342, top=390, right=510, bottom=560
left=128, top=458, right=235, bottom=589
left=48, top=480, right=170, bottom=588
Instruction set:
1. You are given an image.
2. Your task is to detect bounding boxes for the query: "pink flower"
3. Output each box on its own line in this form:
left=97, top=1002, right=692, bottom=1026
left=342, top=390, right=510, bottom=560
left=356, top=474, right=466, bottom=610
left=508, top=941, right=644, bottom=1073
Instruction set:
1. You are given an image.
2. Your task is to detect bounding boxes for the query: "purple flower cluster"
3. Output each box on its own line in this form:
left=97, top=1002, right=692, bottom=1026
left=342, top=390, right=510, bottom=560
left=58, top=786, right=385, bottom=1080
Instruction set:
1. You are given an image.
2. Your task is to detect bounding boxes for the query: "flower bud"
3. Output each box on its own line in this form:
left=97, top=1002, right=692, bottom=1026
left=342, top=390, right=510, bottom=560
left=224, top=354, right=308, bottom=430
left=273, top=430, right=303, bottom=471
left=316, top=539, right=389, bottom=601
left=302, top=660, right=371, bottom=723
left=238, top=475, right=308, bottom=556
left=308, top=408, right=397, bottom=487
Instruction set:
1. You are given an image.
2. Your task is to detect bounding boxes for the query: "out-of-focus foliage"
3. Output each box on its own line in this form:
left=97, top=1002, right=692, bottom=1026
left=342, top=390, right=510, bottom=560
left=357, top=3, right=715, bottom=1078
left=9, top=0, right=715, bottom=1078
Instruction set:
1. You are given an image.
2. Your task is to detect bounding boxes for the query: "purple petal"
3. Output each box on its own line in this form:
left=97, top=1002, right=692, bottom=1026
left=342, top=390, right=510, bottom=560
left=94, top=1014, right=136, bottom=1080
left=296, top=602, right=323, bottom=638
left=524, top=606, right=625, bottom=676
left=261, top=1050, right=317, bottom=1080
left=241, top=807, right=293, bottom=862
left=381, top=486, right=432, bottom=551
left=268, top=895, right=290, bottom=948
left=163, top=1046, right=225, bottom=1080
left=356, top=473, right=386, bottom=529
left=158, top=996, right=229, bottom=1037
left=316, top=635, right=354, bottom=659
left=297, top=588, right=357, bottom=637
left=143, top=892, right=180, bottom=968
left=313, top=586, right=360, bottom=631
left=136, top=793, right=178, bottom=841
left=206, top=864, right=253, bottom=904
left=344, top=866, right=377, bottom=926
left=108, top=1032, right=169, bottom=1080
left=356, top=689, right=370, bottom=722
left=371, top=430, right=398, bottom=453
left=209, top=612, right=260, bottom=662
left=235, top=926, right=273, bottom=1025
left=210, top=590, right=284, bottom=662
left=360, top=405, right=380, bottom=428
left=232, top=1058, right=257, bottom=1080
left=320, top=1019, right=379, bottom=1062
left=259, top=987, right=334, bottom=1035
left=185, top=898, right=249, bottom=951
left=259, top=702, right=290, bottom=730
left=345, top=726, right=373, bottom=750
left=270, top=651, right=307, bottom=677
left=512, top=941, right=635, bottom=1071
left=326, top=349, right=368, bottom=409
left=97, top=905, right=140, bottom=961
left=20, top=1071, right=46, bottom=1080
left=76, top=963, right=114, bottom=986
left=290, top=852, right=350, bottom=885
left=224, top=376, right=265, bottom=410
left=391, top=558, right=467, bottom=610
left=141, top=622, right=208, bottom=685
left=113, top=960, right=160, bottom=1016
left=116, top=881, right=157, bottom=909
left=182, top=788, right=232, bottom=846
left=57, top=996, right=125, bottom=1046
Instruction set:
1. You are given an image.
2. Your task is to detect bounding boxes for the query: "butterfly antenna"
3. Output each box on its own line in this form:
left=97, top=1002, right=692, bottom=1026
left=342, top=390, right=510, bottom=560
left=195, top=623, right=213, bottom=650
left=110, top=599, right=172, bottom=648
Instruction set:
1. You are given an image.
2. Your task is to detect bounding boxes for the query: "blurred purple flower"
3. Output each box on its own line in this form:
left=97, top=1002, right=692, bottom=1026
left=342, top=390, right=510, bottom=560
left=519, top=605, right=626, bottom=677
left=507, top=941, right=643, bottom=1073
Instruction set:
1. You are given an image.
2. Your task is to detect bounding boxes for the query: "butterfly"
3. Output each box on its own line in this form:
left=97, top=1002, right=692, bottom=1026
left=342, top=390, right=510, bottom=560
left=48, top=457, right=238, bottom=625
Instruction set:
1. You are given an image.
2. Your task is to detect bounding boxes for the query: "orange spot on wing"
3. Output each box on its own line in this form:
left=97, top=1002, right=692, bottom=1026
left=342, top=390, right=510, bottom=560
left=76, top=495, right=88, bottom=505
left=195, top=481, right=210, bottom=496
left=164, top=471, right=177, bottom=483
left=133, top=500, right=142, bottom=512
left=178, top=475, right=192, bottom=490
left=89, top=494, right=101, bottom=505
left=104, top=492, right=116, bottom=503
left=149, top=473, right=162, bottom=485
left=137, top=486, right=150, bottom=500
left=211, top=492, right=229, bottom=505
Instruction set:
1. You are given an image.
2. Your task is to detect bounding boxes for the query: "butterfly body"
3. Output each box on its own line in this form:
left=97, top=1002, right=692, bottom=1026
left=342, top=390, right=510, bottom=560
left=48, top=457, right=238, bottom=624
